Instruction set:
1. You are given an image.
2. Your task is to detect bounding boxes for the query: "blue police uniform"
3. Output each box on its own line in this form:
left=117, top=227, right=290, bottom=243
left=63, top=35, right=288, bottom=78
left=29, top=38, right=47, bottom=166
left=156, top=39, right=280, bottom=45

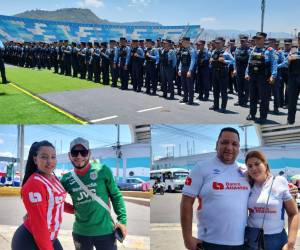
left=178, top=41, right=197, bottom=105
left=278, top=43, right=291, bottom=107
left=271, top=47, right=285, bottom=113
left=92, top=43, right=101, bottom=83
left=0, top=40, right=8, bottom=84
left=246, top=44, right=277, bottom=123
left=210, top=45, right=235, bottom=112
left=145, top=44, right=159, bottom=95
left=100, top=44, right=110, bottom=85
left=161, top=45, right=177, bottom=99
left=234, top=44, right=251, bottom=107
left=131, top=45, right=145, bottom=92
left=78, top=43, right=87, bottom=79
left=71, top=43, right=80, bottom=78
left=196, top=46, right=211, bottom=101
left=287, top=45, right=300, bottom=124
left=118, top=43, right=131, bottom=90
left=109, top=43, right=119, bottom=87
left=86, top=43, right=94, bottom=81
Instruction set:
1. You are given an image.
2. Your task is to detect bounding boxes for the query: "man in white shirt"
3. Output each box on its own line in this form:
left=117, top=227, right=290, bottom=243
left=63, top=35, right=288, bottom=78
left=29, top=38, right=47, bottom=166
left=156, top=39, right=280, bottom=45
left=181, top=127, right=250, bottom=250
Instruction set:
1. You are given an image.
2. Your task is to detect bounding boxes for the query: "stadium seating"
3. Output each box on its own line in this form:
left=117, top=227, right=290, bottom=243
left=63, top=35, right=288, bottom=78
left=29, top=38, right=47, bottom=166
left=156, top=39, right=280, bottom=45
left=0, top=15, right=201, bottom=43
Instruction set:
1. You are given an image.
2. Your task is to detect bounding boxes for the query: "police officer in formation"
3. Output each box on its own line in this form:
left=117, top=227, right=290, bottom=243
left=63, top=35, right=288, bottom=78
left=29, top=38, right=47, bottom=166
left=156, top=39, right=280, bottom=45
left=2, top=35, right=300, bottom=125
left=0, top=39, right=8, bottom=84
left=145, top=39, right=159, bottom=95
left=209, top=37, right=235, bottom=113
left=178, top=37, right=197, bottom=105
left=287, top=32, right=300, bottom=125
left=233, top=35, right=251, bottom=107
left=160, top=39, right=177, bottom=99
left=195, top=40, right=211, bottom=101
left=245, top=32, right=277, bottom=124
left=118, top=37, right=131, bottom=90
left=278, top=38, right=292, bottom=108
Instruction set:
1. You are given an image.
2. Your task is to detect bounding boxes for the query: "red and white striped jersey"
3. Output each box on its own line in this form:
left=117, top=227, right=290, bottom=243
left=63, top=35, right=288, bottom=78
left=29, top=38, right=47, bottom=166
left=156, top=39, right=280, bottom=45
left=22, top=173, right=67, bottom=250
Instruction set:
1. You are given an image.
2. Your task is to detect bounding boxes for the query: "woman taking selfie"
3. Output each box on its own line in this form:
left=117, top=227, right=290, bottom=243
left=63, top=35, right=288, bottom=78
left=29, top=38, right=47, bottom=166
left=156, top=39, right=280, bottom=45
left=245, top=150, right=299, bottom=250
left=11, top=141, right=73, bottom=250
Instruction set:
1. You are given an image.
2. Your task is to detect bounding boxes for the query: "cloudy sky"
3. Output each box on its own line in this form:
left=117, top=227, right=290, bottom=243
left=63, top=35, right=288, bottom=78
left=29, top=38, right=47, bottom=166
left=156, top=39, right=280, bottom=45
left=0, top=0, right=299, bottom=33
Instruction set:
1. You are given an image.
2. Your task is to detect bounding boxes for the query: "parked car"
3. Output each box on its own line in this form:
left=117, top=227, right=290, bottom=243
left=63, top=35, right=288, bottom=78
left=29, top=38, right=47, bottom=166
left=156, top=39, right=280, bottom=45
left=117, top=177, right=150, bottom=191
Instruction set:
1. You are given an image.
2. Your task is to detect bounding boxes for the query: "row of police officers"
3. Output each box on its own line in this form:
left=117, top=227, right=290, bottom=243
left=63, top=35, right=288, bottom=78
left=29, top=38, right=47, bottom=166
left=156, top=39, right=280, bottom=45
left=1, top=33, right=300, bottom=124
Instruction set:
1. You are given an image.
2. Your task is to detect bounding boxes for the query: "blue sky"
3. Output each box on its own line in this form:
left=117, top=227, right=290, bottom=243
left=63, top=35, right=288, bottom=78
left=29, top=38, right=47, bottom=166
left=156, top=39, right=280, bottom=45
left=151, top=125, right=260, bottom=160
left=0, top=0, right=299, bottom=33
left=0, top=125, right=132, bottom=158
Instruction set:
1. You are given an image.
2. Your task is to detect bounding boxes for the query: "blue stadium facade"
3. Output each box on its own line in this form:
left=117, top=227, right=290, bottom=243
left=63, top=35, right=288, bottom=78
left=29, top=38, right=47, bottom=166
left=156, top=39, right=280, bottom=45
left=0, top=15, right=201, bottom=43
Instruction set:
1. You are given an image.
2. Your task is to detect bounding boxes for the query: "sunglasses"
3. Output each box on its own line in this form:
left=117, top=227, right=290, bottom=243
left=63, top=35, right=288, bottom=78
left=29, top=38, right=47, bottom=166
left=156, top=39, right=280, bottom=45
left=70, top=149, right=89, bottom=157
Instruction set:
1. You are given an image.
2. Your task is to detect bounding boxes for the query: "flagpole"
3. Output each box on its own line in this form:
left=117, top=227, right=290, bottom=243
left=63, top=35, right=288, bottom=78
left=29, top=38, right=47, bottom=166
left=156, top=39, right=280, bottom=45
left=261, top=0, right=266, bottom=32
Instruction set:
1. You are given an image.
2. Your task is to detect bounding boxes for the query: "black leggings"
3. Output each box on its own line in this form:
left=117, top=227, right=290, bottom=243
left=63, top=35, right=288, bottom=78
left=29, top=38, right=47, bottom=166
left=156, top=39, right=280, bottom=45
left=72, top=232, right=117, bottom=250
left=11, top=224, right=63, bottom=250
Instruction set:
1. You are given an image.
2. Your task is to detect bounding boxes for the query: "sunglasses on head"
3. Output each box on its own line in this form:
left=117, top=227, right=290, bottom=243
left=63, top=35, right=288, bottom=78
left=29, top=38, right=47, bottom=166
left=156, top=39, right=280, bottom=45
left=70, top=149, right=89, bottom=157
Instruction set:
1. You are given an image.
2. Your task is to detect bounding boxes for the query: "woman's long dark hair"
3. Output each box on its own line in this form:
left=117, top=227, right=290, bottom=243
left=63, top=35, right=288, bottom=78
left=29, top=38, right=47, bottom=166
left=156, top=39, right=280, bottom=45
left=22, top=140, right=55, bottom=187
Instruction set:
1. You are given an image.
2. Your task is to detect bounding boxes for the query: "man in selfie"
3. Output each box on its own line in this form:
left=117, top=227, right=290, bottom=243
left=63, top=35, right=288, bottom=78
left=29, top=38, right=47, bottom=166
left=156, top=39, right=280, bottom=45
left=61, top=137, right=127, bottom=250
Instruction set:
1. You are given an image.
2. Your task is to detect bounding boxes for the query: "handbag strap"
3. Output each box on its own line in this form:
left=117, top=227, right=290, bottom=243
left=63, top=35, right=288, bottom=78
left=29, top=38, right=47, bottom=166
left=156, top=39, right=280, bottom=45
left=71, top=171, right=116, bottom=225
left=261, top=176, right=275, bottom=229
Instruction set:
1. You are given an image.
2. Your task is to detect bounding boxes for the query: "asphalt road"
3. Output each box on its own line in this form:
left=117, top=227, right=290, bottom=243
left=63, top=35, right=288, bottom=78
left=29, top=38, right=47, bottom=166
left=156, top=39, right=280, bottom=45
left=150, top=193, right=300, bottom=250
left=40, top=85, right=300, bottom=124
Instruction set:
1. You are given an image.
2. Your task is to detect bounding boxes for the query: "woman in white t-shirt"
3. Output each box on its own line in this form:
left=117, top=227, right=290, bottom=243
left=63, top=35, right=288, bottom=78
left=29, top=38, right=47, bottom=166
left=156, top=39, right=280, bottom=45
left=245, top=150, right=299, bottom=250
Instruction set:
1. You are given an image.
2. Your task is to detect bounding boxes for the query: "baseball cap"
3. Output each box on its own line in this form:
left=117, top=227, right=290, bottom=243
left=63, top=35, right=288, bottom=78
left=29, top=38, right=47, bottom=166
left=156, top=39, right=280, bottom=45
left=70, top=137, right=89, bottom=151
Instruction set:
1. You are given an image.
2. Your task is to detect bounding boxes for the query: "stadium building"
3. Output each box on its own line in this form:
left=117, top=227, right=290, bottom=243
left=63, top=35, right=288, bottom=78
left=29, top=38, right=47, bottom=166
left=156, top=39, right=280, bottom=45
left=0, top=15, right=201, bottom=42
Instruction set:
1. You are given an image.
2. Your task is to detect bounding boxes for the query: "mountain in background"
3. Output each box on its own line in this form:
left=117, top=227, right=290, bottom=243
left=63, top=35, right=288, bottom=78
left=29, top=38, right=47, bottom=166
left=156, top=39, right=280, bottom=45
left=14, top=8, right=162, bottom=26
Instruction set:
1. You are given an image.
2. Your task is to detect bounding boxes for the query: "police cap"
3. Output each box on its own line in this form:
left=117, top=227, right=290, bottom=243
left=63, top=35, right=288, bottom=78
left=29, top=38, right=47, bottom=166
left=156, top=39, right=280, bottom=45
left=197, top=40, right=206, bottom=45
left=239, top=34, right=248, bottom=41
left=88, top=42, right=93, bottom=46
left=64, top=40, right=69, bottom=43
left=101, top=42, right=108, bottom=47
left=120, top=37, right=127, bottom=41
left=229, top=39, right=235, bottom=43
left=145, top=39, right=152, bottom=42
left=109, top=40, right=116, bottom=43
left=268, top=37, right=276, bottom=42
left=81, top=42, right=86, bottom=46
left=59, top=40, right=63, bottom=43
left=71, top=42, right=76, bottom=46
left=182, top=37, right=190, bottom=41
left=284, top=39, right=292, bottom=44
left=139, top=39, right=144, bottom=43
left=215, top=37, right=224, bottom=43
left=132, top=39, right=139, bottom=43
left=255, top=32, right=267, bottom=39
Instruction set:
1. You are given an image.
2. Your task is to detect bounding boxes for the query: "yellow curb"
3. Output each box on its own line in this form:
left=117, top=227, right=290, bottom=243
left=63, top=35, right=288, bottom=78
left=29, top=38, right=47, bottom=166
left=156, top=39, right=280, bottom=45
left=9, top=82, right=88, bottom=124
left=0, top=187, right=21, bottom=196
left=121, top=191, right=153, bottom=199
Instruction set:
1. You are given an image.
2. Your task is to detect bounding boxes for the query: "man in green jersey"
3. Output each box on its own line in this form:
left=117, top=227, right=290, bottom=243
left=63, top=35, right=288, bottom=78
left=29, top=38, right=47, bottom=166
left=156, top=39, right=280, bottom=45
left=61, top=137, right=127, bottom=250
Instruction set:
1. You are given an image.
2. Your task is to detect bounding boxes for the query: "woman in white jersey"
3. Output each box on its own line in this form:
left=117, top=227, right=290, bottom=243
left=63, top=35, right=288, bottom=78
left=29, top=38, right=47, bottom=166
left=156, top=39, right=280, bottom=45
left=245, top=150, right=299, bottom=250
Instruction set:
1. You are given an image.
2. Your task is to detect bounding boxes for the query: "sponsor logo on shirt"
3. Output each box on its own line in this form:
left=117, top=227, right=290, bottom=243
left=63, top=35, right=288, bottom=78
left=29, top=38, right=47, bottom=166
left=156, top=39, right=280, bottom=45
left=212, top=182, right=225, bottom=190
left=29, top=192, right=42, bottom=203
left=212, top=182, right=249, bottom=190
left=249, top=207, right=277, bottom=214
left=90, top=171, right=97, bottom=180
left=185, top=176, right=192, bottom=186
left=213, top=169, right=221, bottom=174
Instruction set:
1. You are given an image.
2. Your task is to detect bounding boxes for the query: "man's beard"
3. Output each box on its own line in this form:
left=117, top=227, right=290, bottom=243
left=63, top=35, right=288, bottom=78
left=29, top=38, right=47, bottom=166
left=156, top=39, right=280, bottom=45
left=72, top=160, right=89, bottom=170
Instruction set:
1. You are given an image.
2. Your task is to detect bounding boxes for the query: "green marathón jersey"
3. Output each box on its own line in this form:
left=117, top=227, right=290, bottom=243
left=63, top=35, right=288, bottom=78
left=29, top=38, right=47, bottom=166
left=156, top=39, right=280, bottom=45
left=61, top=163, right=127, bottom=236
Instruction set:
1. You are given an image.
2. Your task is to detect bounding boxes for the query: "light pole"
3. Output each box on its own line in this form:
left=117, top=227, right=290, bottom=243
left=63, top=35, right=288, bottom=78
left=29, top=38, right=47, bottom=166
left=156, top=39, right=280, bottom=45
left=261, top=0, right=266, bottom=32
